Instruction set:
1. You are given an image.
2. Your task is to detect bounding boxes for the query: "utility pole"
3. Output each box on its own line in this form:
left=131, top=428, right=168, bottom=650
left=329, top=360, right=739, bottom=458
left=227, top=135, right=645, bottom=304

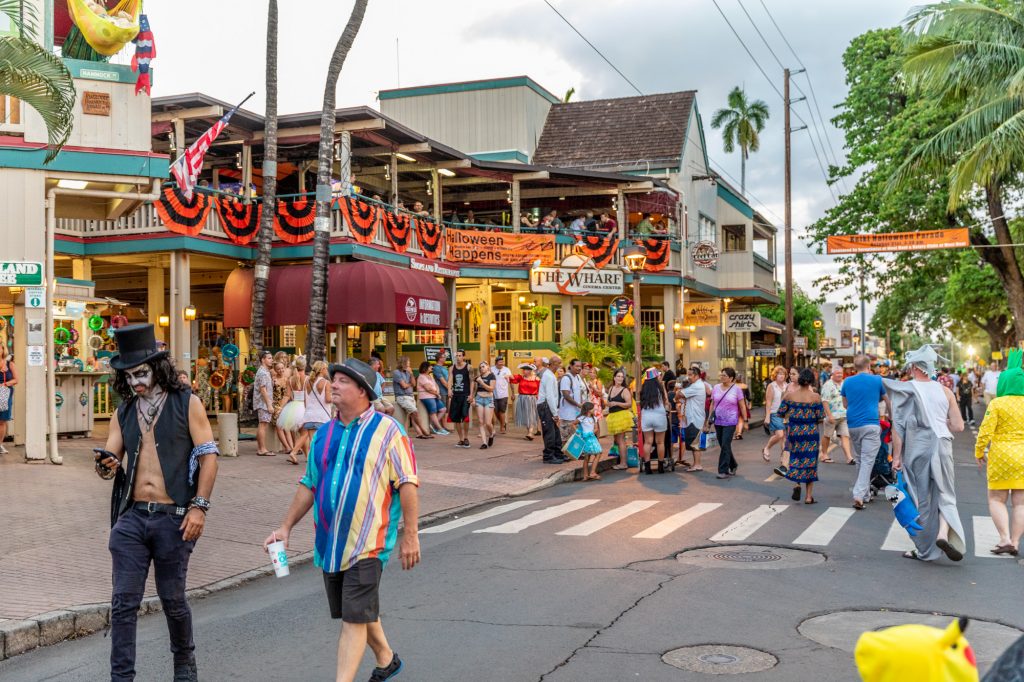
left=860, top=268, right=867, bottom=356
left=783, top=69, right=805, bottom=366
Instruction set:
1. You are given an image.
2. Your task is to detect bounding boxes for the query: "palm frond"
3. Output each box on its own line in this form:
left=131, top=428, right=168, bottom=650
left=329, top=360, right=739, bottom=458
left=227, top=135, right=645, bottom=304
left=0, top=0, right=38, bottom=38
left=710, top=107, right=734, bottom=129
left=0, top=36, right=75, bottom=162
left=721, top=118, right=739, bottom=153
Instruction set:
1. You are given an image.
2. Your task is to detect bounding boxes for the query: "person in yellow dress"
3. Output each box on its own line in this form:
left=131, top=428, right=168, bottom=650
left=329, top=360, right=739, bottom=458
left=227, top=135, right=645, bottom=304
left=974, top=348, right=1024, bottom=556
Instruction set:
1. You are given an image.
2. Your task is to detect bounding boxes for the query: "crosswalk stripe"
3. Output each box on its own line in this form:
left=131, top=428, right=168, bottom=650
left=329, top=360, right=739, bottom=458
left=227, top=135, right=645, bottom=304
left=634, top=503, right=722, bottom=539
left=764, top=474, right=780, bottom=482
left=793, top=507, right=856, bottom=546
left=973, top=516, right=1014, bottom=559
left=710, top=504, right=786, bottom=542
left=880, top=519, right=916, bottom=552
left=556, top=501, right=659, bottom=536
left=473, top=499, right=600, bottom=534
left=420, top=501, right=540, bottom=534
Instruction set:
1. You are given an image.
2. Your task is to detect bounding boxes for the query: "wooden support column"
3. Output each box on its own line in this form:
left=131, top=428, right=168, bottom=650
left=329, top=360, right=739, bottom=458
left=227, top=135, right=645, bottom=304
left=560, top=297, right=574, bottom=344
left=389, top=154, right=399, bottom=205
left=662, top=285, right=678, bottom=367
left=616, top=189, right=627, bottom=242
left=241, top=143, right=253, bottom=203
left=334, top=323, right=346, bottom=363
left=169, top=252, right=191, bottom=371
left=339, top=131, right=352, bottom=196
left=385, top=324, right=399, bottom=372
left=479, top=282, right=492, bottom=362
left=445, top=278, right=457, bottom=356
left=511, top=180, right=521, bottom=233
left=147, top=266, right=165, bottom=342
left=431, top=168, right=442, bottom=222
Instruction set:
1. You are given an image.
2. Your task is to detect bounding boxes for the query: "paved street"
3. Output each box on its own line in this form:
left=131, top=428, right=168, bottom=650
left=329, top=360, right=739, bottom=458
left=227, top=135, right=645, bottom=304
left=4, top=420, right=1021, bottom=680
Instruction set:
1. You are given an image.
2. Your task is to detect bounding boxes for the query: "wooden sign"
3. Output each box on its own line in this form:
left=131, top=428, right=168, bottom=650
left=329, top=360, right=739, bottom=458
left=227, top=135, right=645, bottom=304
left=82, top=91, right=111, bottom=116
left=683, top=300, right=721, bottom=327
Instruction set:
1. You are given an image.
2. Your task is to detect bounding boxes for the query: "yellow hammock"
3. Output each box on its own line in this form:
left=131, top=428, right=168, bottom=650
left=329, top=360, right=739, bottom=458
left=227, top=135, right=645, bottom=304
left=66, top=0, right=141, bottom=56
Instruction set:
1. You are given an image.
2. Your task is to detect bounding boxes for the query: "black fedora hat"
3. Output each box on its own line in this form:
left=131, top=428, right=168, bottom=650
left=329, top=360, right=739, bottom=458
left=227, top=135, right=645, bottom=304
left=328, top=358, right=378, bottom=401
left=110, top=324, right=168, bottom=370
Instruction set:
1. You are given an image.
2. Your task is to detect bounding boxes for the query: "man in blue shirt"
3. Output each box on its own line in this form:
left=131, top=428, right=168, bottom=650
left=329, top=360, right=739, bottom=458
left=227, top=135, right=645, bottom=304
left=842, top=354, right=893, bottom=509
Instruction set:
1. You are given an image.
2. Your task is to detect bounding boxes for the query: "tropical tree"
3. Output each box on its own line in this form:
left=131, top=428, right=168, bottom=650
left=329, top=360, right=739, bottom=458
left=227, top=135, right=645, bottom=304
left=559, top=333, right=622, bottom=383
left=613, top=325, right=661, bottom=366
left=307, top=0, right=369, bottom=364
left=759, top=286, right=823, bottom=349
left=249, top=0, right=278, bottom=353
left=0, top=0, right=75, bottom=161
left=710, top=86, right=769, bottom=196
left=895, top=1, right=1024, bottom=341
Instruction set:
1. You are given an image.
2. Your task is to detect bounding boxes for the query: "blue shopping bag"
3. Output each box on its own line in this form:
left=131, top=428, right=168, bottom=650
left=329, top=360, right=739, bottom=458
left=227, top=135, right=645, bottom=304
left=563, top=431, right=586, bottom=460
left=699, top=430, right=717, bottom=450
left=626, top=445, right=640, bottom=468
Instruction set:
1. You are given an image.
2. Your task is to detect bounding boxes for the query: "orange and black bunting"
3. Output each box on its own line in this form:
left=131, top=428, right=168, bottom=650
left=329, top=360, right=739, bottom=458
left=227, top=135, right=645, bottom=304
left=214, top=197, right=261, bottom=246
left=273, top=196, right=316, bottom=244
left=337, top=196, right=379, bottom=244
left=580, top=233, right=619, bottom=269
left=643, top=238, right=670, bottom=272
left=415, top=217, right=444, bottom=260
left=383, top=210, right=411, bottom=253
left=155, top=186, right=211, bottom=237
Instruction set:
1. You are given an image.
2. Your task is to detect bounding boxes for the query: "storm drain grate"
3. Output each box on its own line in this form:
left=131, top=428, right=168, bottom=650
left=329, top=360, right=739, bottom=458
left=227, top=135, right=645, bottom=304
left=711, top=550, right=783, bottom=563
left=663, top=645, right=777, bottom=675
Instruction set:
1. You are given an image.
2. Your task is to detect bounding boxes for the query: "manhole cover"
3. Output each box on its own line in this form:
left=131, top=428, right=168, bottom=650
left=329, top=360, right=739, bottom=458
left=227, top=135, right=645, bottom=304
left=677, top=544, right=824, bottom=570
left=799, top=610, right=1024, bottom=668
left=663, top=645, right=777, bottom=675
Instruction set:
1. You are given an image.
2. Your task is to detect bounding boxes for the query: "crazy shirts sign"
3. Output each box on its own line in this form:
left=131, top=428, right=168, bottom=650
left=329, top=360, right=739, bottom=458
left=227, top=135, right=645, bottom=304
left=530, top=265, right=624, bottom=296
left=724, top=311, right=761, bottom=332
left=394, top=293, right=445, bottom=328
left=0, top=261, right=43, bottom=286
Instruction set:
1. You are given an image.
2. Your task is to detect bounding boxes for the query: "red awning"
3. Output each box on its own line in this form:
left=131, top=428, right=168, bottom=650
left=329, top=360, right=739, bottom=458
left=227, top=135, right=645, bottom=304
left=223, top=261, right=449, bottom=329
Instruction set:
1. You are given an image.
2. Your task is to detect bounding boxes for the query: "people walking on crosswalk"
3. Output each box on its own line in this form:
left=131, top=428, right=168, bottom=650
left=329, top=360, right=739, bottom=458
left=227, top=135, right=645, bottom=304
left=679, top=366, right=707, bottom=471
left=843, top=354, right=892, bottom=510
left=708, top=367, right=747, bottom=479
left=762, top=366, right=790, bottom=466
left=774, top=368, right=824, bottom=504
left=820, top=366, right=853, bottom=465
left=886, top=345, right=966, bottom=563
left=974, top=349, right=1024, bottom=557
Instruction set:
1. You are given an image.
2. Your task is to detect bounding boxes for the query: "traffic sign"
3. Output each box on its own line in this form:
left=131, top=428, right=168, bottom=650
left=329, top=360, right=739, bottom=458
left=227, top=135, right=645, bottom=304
left=0, top=261, right=43, bottom=286
left=819, top=347, right=837, bottom=358
left=25, top=286, right=44, bottom=308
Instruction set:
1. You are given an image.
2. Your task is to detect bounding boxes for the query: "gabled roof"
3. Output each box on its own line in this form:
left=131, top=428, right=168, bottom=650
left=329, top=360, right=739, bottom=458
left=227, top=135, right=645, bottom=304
left=532, top=91, right=696, bottom=171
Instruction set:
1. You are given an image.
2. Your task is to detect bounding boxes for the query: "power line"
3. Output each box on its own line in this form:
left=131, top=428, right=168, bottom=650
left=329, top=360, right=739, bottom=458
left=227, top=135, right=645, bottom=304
left=736, top=0, right=785, bottom=71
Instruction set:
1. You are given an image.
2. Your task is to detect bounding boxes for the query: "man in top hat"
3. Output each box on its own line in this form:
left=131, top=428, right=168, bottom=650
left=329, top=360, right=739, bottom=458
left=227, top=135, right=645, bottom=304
left=265, top=358, right=420, bottom=682
left=94, top=324, right=219, bottom=682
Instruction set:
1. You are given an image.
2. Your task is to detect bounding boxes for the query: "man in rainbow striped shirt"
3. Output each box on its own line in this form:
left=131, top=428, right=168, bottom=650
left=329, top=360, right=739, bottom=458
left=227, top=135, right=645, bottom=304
left=266, top=358, right=420, bottom=682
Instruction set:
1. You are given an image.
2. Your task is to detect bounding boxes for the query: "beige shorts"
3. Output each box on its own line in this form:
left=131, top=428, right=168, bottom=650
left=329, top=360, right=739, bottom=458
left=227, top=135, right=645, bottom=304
left=395, top=395, right=418, bottom=415
left=823, top=417, right=849, bottom=439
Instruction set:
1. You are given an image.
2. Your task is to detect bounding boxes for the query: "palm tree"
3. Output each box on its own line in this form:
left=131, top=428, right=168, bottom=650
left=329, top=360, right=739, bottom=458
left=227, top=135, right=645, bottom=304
left=0, top=0, right=75, bottom=162
left=559, top=333, right=622, bottom=383
left=307, top=0, right=369, bottom=364
left=710, top=86, right=769, bottom=196
left=894, top=1, right=1024, bottom=342
left=249, top=0, right=278, bottom=354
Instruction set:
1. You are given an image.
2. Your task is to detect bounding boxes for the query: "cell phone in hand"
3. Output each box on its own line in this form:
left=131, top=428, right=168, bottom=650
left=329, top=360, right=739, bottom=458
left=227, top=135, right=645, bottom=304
left=93, top=448, right=116, bottom=472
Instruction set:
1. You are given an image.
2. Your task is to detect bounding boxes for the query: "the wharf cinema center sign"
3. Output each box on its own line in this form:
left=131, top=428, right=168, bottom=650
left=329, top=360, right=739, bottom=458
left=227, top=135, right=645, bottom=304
left=530, top=257, right=624, bottom=296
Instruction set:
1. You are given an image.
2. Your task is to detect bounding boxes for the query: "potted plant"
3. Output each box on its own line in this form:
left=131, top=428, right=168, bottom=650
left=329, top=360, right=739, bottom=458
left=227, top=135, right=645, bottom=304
left=530, top=305, right=550, bottom=325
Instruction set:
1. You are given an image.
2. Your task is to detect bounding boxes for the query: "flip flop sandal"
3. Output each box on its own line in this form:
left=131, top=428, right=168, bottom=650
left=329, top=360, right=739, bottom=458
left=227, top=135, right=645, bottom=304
left=991, top=544, right=1019, bottom=556
left=612, top=464, right=628, bottom=470
left=804, top=498, right=818, bottom=505
left=821, top=457, right=835, bottom=463
left=762, top=448, right=770, bottom=463
left=791, top=486, right=802, bottom=501
left=903, top=549, right=924, bottom=561
left=936, top=538, right=964, bottom=562
left=852, top=500, right=865, bottom=510
left=686, top=466, right=703, bottom=472
left=256, top=451, right=275, bottom=456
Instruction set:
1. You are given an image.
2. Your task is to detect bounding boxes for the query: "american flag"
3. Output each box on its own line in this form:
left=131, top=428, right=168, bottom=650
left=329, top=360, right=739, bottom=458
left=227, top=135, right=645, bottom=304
left=170, top=94, right=252, bottom=200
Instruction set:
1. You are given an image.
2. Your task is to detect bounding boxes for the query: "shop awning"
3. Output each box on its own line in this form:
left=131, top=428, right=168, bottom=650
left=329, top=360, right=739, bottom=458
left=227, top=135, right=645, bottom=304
left=223, top=261, right=449, bottom=329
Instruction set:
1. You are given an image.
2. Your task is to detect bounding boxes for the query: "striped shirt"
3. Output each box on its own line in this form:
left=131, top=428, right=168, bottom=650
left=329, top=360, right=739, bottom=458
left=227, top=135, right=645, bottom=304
left=300, top=405, right=418, bottom=573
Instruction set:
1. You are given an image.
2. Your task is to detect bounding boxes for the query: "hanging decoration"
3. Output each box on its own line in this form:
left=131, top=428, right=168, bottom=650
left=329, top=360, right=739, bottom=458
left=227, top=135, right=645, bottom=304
left=111, top=314, right=129, bottom=328
left=130, top=13, right=156, bottom=95
left=415, top=217, right=445, bottom=260
left=579, top=233, right=619, bottom=269
left=88, top=314, right=104, bottom=331
left=642, top=238, right=670, bottom=272
left=154, top=186, right=211, bottom=236
left=337, top=196, right=378, bottom=245
left=273, top=196, right=316, bottom=244
left=66, top=0, right=141, bottom=57
left=382, top=210, right=411, bottom=253
left=54, top=326, right=71, bottom=345
left=214, top=197, right=261, bottom=245
left=68, top=327, right=80, bottom=344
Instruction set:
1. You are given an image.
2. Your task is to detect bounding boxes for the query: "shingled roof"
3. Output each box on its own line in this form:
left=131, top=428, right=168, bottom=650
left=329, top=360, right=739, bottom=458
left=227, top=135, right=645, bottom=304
left=532, top=91, right=696, bottom=171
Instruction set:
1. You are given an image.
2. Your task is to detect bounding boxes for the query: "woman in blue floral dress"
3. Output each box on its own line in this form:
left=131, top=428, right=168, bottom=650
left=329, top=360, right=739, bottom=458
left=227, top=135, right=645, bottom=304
left=774, top=368, right=824, bottom=504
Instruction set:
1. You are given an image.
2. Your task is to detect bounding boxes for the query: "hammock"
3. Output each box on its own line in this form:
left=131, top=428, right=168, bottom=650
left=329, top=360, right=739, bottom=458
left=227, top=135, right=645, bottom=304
left=66, top=0, right=141, bottom=57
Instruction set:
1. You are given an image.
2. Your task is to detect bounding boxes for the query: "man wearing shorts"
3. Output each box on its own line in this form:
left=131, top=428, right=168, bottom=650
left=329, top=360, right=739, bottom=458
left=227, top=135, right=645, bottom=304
left=492, top=356, right=513, bottom=434
left=252, top=350, right=275, bottom=456
left=448, top=350, right=472, bottom=448
left=266, top=359, right=420, bottom=682
left=820, top=367, right=852, bottom=464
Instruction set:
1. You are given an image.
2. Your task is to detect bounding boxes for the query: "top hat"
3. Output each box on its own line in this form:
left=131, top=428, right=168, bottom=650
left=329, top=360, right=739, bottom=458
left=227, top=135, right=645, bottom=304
left=110, top=324, right=168, bottom=370
left=328, top=358, right=378, bottom=401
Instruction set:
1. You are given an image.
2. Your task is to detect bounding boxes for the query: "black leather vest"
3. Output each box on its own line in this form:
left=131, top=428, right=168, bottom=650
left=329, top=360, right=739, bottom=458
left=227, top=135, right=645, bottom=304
left=113, top=389, right=195, bottom=519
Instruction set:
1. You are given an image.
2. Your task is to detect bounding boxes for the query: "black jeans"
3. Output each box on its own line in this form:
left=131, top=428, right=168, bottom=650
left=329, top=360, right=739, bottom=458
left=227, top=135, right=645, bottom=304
left=715, top=425, right=738, bottom=475
left=959, top=396, right=974, bottom=423
left=109, top=508, right=196, bottom=681
left=537, top=402, right=562, bottom=459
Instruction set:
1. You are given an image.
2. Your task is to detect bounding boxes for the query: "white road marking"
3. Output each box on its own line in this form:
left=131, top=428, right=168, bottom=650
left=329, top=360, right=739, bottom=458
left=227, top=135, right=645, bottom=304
left=764, top=474, right=780, bottom=482
left=794, top=507, right=856, bottom=546
left=474, top=499, right=601, bottom=534
left=710, top=505, right=787, bottom=542
left=420, top=501, right=540, bottom=534
left=880, top=519, right=916, bottom=552
left=420, top=469, right=538, bottom=493
left=974, top=516, right=1015, bottom=559
left=556, top=500, right=659, bottom=536
left=634, top=503, right=722, bottom=539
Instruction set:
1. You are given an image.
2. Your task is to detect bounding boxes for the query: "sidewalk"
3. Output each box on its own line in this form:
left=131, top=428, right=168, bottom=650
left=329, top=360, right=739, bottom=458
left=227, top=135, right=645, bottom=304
left=0, top=418, right=596, bottom=659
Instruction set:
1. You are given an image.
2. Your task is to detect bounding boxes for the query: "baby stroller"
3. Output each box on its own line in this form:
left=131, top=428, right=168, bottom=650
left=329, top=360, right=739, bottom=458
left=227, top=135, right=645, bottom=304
left=870, top=416, right=895, bottom=497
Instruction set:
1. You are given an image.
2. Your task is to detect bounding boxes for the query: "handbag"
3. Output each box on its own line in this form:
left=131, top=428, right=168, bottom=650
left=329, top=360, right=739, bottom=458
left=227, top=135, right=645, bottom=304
left=0, top=384, right=9, bottom=412
left=597, top=415, right=609, bottom=438
left=562, top=430, right=586, bottom=460
left=708, top=384, right=736, bottom=426
left=699, top=430, right=718, bottom=450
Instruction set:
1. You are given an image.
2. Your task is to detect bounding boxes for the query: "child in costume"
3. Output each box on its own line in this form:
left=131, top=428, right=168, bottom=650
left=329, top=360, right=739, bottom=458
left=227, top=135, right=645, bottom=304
left=577, top=402, right=603, bottom=481
left=855, top=617, right=977, bottom=681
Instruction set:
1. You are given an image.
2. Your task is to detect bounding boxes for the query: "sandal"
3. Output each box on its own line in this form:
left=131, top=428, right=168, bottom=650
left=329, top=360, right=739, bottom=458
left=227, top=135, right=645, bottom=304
left=903, top=549, right=924, bottom=561
left=852, top=500, right=865, bottom=510
left=804, top=498, right=817, bottom=505
left=256, top=451, right=275, bottom=456
left=990, top=544, right=1019, bottom=556
left=686, top=466, right=703, bottom=472
left=936, top=538, right=964, bottom=562
left=612, top=464, right=628, bottom=470
left=821, top=457, right=835, bottom=463
left=590, top=473, right=602, bottom=480
left=762, top=447, right=770, bottom=463
left=286, top=455, right=299, bottom=465
left=791, top=486, right=802, bottom=501
left=524, top=435, right=534, bottom=441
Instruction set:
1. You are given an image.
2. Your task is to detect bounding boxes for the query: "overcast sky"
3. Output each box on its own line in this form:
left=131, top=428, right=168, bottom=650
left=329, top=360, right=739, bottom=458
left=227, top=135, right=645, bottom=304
left=135, top=0, right=921, bottom=326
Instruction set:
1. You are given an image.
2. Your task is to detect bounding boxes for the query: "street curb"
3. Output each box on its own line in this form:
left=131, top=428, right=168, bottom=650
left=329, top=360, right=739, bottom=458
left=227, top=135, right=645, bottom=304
left=0, top=458, right=593, bottom=661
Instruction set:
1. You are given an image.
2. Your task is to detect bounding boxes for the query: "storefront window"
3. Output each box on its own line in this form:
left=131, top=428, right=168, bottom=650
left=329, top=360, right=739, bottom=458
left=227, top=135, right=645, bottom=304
left=585, top=308, right=607, bottom=343
left=553, top=307, right=562, bottom=340
left=640, top=308, right=663, bottom=355
left=282, top=325, right=296, bottom=347
left=413, top=329, right=445, bottom=344
left=493, top=310, right=512, bottom=342
left=519, top=310, right=534, bottom=341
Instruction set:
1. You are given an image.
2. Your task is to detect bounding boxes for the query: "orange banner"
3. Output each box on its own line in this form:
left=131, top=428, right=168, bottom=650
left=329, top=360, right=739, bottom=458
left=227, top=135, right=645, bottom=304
left=826, top=228, right=969, bottom=254
left=445, top=228, right=556, bottom=267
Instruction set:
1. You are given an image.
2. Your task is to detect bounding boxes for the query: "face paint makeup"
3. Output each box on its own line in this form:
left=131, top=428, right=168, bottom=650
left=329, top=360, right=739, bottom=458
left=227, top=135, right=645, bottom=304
left=126, top=364, right=158, bottom=398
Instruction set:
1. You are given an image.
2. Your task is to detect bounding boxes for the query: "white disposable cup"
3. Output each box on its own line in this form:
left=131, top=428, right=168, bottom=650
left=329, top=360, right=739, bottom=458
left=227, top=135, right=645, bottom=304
left=267, top=540, right=290, bottom=578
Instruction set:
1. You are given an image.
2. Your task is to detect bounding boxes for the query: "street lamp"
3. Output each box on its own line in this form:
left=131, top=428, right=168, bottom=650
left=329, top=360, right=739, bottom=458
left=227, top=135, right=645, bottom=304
left=624, top=245, right=646, bottom=386
left=183, top=304, right=197, bottom=321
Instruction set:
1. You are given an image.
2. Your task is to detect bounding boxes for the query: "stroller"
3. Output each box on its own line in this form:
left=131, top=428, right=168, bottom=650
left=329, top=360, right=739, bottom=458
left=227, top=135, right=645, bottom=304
left=870, top=416, right=895, bottom=497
